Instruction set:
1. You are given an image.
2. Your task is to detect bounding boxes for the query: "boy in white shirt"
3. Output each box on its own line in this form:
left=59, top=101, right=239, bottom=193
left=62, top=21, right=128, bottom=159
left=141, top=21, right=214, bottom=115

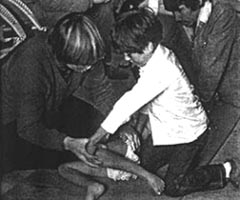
left=88, top=7, right=239, bottom=197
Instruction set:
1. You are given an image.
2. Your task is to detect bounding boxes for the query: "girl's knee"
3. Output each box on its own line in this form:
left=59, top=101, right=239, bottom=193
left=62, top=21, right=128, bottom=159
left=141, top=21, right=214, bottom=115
left=58, top=163, right=73, bottom=175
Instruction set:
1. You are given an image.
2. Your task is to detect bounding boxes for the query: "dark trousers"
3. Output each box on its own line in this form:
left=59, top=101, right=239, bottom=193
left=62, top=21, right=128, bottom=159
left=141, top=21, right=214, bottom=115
left=1, top=96, right=104, bottom=174
left=140, top=130, right=227, bottom=197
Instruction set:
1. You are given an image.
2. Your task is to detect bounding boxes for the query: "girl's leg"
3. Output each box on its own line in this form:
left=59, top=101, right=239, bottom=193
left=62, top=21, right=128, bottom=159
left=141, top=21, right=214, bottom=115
left=58, top=162, right=107, bottom=200
left=58, top=138, right=127, bottom=200
left=95, top=146, right=165, bottom=194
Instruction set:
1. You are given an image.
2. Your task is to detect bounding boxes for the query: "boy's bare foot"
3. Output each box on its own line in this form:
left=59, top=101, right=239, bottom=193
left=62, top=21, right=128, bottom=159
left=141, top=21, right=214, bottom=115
left=85, top=182, right=105, bottom=200
left=147, top=173, right=165, bottom=195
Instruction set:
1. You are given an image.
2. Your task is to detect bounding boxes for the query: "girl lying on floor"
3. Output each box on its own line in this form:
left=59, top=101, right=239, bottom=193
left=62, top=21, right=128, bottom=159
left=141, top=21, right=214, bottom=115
left=58, top=124, right=164, bottom=200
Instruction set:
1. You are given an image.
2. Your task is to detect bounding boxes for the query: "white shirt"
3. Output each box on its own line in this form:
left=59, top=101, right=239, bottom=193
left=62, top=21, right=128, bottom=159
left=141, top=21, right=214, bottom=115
left=101, top=45, right=208, bottom=146
left=197, top=0, right=212, bottom=26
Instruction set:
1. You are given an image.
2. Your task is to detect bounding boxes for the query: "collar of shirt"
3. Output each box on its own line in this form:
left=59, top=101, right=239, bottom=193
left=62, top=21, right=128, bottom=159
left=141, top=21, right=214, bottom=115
left=196, top=0, right=212, bottom=27
left=148, top=0, right=160, bottom=15
left=139, top=45, right=166, bottom=76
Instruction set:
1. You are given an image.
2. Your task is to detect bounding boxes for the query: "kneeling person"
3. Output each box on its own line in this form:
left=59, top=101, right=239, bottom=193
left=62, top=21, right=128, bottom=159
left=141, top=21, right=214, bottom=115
left=88, top=7, right=239, bottom=197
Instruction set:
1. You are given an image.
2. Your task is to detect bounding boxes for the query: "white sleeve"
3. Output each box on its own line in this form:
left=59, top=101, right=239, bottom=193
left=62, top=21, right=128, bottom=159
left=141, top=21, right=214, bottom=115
left=101, top=60, right=175, bottom=134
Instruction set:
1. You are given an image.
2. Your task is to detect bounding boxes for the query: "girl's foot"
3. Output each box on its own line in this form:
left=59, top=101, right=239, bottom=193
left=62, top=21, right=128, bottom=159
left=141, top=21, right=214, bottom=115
left=147, top=173, right=165, bottom=195
left=85, top=182, right=105, bottom=200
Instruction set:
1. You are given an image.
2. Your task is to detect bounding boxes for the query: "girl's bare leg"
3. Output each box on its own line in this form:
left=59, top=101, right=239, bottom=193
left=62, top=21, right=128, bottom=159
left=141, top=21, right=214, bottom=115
left=95, top=146, right=165, bottom=194
left=58, top=163, right=107, bottom=200
left=58, top=139, right=126, bottom=200
left=59, top=138, right=164, bottom=199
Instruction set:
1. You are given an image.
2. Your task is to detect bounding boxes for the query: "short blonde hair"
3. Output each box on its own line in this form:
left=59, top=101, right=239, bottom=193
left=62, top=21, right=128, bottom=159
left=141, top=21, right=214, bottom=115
left=48, top=12, right=105, bottom=65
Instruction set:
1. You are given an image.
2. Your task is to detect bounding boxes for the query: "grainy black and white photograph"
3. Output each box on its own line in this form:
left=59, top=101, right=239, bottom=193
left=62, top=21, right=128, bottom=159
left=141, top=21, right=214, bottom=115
left=1, top=0, right=240, bottom=199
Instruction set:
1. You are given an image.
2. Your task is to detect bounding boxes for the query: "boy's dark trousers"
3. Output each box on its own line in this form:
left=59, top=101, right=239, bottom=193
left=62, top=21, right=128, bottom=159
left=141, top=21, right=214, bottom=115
left=140, top=129, right=227, bottom=197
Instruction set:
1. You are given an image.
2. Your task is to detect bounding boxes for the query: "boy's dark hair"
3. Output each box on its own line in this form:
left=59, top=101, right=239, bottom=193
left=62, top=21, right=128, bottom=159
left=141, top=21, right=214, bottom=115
left=164, top=0, right=209, bottom=11
left=112, top=7, right=163, bottom=54
left=48, top=12, right=105, bottom=65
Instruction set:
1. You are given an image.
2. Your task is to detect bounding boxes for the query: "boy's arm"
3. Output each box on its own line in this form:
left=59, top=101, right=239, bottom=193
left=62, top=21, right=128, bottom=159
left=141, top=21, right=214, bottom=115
left=88, top=58, right=174, bottom=148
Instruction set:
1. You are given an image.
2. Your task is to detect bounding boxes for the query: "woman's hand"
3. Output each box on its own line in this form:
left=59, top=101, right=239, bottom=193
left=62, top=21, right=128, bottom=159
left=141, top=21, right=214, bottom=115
left=63, top=137, right=101, bottom=167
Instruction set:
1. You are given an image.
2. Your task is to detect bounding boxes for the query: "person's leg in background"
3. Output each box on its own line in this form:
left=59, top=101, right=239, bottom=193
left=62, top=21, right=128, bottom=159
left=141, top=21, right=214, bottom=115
left=86, top=2, right=131, bottom=80
left=158, top=14, right=197, bottom=86
left=0, top=122, right=3, bottom=197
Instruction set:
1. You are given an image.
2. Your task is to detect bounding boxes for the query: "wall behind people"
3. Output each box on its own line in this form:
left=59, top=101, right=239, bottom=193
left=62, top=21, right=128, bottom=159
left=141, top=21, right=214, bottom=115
left=0, top=0, right=93, bottom=61
left=1, top=0, right=93, bottom=28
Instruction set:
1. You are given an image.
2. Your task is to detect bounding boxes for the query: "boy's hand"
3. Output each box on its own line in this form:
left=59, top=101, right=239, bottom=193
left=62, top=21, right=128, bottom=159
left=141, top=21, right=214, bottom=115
left=119, top=125, right=140, bottom=149
left=86, top=143, right=108, bottom=155
left=88, top=126, right=110, bottom=150
left=86, top=143, right=98, bottom=155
